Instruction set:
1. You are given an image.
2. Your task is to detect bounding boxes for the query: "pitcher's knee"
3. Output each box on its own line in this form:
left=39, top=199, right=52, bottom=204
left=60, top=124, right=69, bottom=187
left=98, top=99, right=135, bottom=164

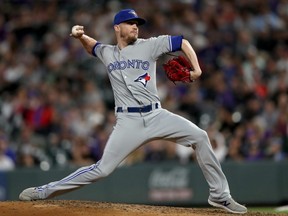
left=194, top=129, right=209, bottom=145
left=98, top=169, right=112, bottom=178
left=94, top=164, right=114, bottom=179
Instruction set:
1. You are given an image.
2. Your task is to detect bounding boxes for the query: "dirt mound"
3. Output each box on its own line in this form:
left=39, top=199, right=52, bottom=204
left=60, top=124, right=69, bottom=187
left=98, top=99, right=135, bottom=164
left=0, top=200, right=277, bottom=216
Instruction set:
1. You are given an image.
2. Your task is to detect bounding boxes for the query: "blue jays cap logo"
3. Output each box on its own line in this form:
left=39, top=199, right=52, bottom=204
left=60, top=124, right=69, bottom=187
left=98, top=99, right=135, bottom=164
left=134, top=73, right=151, bottom=87
left=129, top=10, right=137, bottom=16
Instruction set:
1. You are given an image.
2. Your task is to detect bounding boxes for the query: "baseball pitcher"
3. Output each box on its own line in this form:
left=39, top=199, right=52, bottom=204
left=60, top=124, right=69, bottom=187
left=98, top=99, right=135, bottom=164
left=19, top=9, right=247, bottom=214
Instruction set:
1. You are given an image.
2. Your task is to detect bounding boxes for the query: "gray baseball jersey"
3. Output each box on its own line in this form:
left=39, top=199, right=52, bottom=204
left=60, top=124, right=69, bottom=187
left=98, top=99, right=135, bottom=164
left=93, top=35, right=175, bottom=107
left=33, top=35, right=231, bottom=203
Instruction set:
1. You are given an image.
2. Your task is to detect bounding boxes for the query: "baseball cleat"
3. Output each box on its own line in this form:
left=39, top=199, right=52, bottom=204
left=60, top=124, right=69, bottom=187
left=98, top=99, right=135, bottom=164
left=208, top=197, right=247, bottom=214
left=19, top=187, right=42, bottom=201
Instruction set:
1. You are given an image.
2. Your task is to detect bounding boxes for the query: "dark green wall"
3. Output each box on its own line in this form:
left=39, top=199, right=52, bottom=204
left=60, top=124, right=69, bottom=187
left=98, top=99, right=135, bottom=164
left=1, top=161, right=288, bottom=205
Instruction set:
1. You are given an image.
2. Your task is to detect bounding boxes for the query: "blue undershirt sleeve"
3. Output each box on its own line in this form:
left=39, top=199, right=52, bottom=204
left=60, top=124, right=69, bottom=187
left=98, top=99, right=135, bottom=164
left=92, top=42, right=101, bottom=57
left=170, top=35, right=183, bottom=52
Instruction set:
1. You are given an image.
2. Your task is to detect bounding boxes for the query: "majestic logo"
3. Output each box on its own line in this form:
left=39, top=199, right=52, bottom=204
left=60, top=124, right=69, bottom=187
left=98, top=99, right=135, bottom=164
left=134, top=73, right=151, bottom=87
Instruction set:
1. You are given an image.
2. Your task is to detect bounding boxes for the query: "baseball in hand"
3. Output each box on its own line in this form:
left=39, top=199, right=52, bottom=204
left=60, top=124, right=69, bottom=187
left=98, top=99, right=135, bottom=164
left=70, top=25, right=84, bottom=38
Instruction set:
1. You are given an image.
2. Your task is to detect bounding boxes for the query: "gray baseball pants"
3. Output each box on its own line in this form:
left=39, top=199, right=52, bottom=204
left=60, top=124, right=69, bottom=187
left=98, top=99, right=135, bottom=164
left=38, top=108, right=231, bottom=201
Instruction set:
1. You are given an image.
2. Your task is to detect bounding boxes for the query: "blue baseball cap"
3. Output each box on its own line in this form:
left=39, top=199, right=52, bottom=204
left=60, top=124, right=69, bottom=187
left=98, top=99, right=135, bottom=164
left=113, top=9, right=146, bottom=26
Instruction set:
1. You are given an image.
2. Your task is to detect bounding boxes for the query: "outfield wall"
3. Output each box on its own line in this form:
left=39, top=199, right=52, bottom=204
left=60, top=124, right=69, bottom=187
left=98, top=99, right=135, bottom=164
left=1, top=161, right=287, bottom=205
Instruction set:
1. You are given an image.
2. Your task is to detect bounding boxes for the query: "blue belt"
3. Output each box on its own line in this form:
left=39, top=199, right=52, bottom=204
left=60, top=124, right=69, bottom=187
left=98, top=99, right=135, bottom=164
left=116, top=103, right=159, bottom=113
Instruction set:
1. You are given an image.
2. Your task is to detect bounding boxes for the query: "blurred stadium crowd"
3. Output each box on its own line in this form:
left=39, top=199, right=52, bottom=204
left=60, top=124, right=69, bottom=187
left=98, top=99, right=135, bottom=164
left=0, top=0, right=287, bottom=170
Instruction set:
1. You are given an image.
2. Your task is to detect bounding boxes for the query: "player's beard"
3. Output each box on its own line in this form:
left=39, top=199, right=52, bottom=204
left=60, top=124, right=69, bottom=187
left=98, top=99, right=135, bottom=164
left=121, top=31, right=138, bottom=45
left=128, top=36, right=137, bottom=45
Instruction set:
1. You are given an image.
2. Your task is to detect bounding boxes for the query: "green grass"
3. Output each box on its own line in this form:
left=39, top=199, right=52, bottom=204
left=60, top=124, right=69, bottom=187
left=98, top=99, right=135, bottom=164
left=249, top=206, right=288, bottom=214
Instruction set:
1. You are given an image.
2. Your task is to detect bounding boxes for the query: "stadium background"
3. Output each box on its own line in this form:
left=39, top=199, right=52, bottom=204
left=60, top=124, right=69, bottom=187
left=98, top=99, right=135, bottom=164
left=0, top=0, right=287, bottom=210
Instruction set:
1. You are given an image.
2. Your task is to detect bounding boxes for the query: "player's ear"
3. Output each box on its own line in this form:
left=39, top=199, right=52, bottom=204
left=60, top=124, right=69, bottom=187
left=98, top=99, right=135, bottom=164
left=114, top=25, right=120, bottom=32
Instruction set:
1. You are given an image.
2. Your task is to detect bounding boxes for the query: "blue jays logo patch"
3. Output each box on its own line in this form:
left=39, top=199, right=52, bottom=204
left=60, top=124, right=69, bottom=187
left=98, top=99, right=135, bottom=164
left=134, top=73, right=151, bottom=87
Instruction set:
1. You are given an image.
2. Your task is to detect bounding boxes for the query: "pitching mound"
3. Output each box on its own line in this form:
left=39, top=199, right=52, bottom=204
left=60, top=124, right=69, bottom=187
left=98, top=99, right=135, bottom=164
left=0, top=200, right=276, bottom=216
